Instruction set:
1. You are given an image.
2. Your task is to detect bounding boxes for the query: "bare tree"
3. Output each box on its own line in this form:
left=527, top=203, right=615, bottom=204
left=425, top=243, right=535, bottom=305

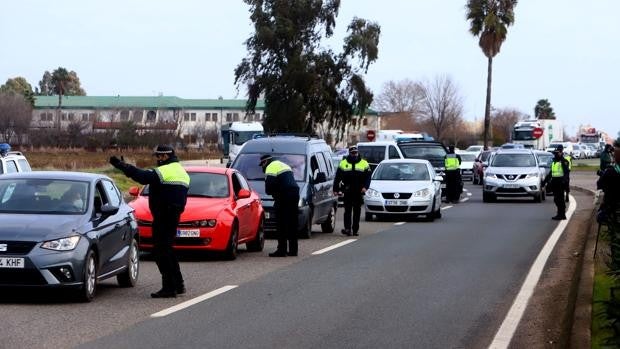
left=418, top=75, right=464, bottom=143
left=373, top=79, right=423, bottom=114
left=491, top=107, right=525, bottom=144
left=0, top=92, right=33, bottom=144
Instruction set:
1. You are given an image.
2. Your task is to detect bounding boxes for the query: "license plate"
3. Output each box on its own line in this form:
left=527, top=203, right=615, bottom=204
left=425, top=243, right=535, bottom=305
left=385, top=200, right=408, bottom=206
left=264, top=212, right=270, bottom=219
left=504, top=184, right=520, bottom=189
left=176, top=229, right=200, bottom=238
left=0, top=257, right=24, bottom=268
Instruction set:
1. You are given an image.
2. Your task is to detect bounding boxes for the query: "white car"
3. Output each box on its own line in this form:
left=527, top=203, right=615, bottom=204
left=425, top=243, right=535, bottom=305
left=482, top=149, right=546, bottom=203
left=456, top=151, right=477, bottom=181
left=364, top=159, right=443, bottom=221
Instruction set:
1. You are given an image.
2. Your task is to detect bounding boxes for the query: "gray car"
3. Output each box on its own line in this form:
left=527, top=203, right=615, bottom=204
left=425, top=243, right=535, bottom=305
left=0, top=171, right=139, bottom=301
left=482, top=149, right=546, bottom=203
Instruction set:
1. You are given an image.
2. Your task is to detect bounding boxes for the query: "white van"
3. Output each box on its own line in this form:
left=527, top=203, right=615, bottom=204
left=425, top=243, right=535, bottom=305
left=545, top=142, right=574, bottom=156
left=356, top=141, right=404, bottom=172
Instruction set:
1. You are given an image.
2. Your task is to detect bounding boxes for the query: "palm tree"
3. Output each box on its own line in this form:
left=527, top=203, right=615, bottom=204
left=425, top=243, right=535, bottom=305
left=534, top=99, right=556, bottom=119
left=466, top=0, right=517, bottom=148
left=51, top=68, right=70, bottom=129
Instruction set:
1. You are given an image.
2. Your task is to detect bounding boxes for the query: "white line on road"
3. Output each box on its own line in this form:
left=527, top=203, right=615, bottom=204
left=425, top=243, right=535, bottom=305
left=466, top=192, right=472, bottom=197
left=441, top=205, right=453, bottom=210
left=394, top=222, right=406, bottom=226
left=460, top=197, right=470, bottom=203
left=151, top=285, right=238, bottom=318
left=312, top=239, right=357, bottom=255
left=488, top=195, right=576, bottom=349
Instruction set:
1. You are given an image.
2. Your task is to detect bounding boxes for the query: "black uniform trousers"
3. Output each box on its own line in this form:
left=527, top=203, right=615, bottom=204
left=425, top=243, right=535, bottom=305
left=152, top=207, right=184, bottom=292
left=550, top=177, right=567, bottom=218
left=275, top=193, right=300, bottom=254
left=343, top=191, right=363, bottom=233
left=445, top=170, right=461, bottom=202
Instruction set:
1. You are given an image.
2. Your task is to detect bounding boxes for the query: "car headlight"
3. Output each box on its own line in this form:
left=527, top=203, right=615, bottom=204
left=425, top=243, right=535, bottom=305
left=525, top=172, right=539, bottom=179
left=413, top=188, right=431, bottom=198
left=485, top=172, right=498, bottom=179
left=365, top=188, right=381, bottom=198
left=41, top=236, right=81, bottom=251
left=189, top=219, right=217, bottom=227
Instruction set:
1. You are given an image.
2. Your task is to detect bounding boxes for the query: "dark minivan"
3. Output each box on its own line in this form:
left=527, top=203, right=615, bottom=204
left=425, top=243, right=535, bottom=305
left=230, top=135, right=338, bottom=238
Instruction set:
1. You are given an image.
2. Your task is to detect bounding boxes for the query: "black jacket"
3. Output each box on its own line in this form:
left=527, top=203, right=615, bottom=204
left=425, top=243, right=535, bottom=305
left=334, top=155, right=371, bottom=194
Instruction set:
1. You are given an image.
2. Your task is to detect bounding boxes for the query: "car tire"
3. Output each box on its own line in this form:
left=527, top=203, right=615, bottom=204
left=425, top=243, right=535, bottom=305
left=78, top=249, right=97, bottom=302
left=117, top=237, right=139, bottom=287
left=482, top=192, right=494, bottom=203
left=321, top=205, right=336, bottom=234
left=299, top=209, right=312, bottom=239
left=223, top=222, right=239, bottom=260
left=533, top=192, right=542, bottom=203
left=365, top=212, right=373, bottom=221
left=246, top=217, right=265, bottom=252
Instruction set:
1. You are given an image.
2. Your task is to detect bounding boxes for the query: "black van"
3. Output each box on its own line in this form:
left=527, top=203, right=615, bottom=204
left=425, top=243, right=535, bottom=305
left=230, top=135, right=338, bottom=238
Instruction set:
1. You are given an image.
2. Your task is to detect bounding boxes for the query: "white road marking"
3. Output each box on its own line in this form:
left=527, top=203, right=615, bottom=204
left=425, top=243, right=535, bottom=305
left=488, top=195, right=576, bottom=349
left=394, top=222, right=406, bottom=226
left=312, top=239, right=357, bottom=255
left=151, top=285, right=238, bottom=318
left=441, top=205, right=453, bottom=210
left=466, top=192, right=472, bottom=197
left=460, top=197, right=470, bottom=203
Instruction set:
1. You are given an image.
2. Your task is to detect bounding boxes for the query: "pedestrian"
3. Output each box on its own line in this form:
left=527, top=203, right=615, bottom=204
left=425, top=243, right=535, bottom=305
left=109, top=145, right=190, bottom=298
left=597, top=144, right=620, bottom=218
left=260, top=154, right=300, bottom=257
left=556, top=144, right=572, bottom=202
left=600, top=144, right=615, bottom=174
left=444, top=145, right=462, bottom=204
left=333, top=145, right=371, bottom=236
left=545, top=149, right=570, bottom=220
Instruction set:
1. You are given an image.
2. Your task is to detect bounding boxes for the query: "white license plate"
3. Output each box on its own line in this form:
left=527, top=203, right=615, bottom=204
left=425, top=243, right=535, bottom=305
left=264, top=212, right=270, bottom=219
left=0, top=257, right=24, bottom=268
left=503, top=184, right=520, bottom=189
left=385, top=200, right=408, bottom=206
left=176, top=229, right=200, bottom=238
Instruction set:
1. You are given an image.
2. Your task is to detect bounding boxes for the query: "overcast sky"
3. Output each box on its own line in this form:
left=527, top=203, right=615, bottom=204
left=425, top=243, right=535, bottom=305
left=1, top=0, right=618, bottom=138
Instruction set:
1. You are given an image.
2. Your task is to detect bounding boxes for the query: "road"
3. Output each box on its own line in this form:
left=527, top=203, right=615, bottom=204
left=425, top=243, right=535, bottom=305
left=1, top=184, right=564, bottom=349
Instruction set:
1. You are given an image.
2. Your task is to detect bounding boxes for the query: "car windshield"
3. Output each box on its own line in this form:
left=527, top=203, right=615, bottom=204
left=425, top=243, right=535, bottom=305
left=233, top=153, right=306, bottom=182
left=459, top=153, right=476, bottom=162
left=0, top=178, right=89, bottom=214
left=479, top=151, right=492, bottom=162
left=537, top=153, right=553, bottom=166
left=491, top=154, right=537, bottom=167
left=373, top=163, right=430, bottom=181
left=358, top=146, right=385, bottom=164
left=142, top=172, right=230, bottom=198
left=398, top=145, right=447, bottom=159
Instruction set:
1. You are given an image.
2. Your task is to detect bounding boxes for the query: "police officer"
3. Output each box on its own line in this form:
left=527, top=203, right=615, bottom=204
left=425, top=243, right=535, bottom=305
left=545, top=149, right=570, bottom=220
left=444, top=145, right=462, bottom=204
left=333, top=146, right=371, bottom=236
left=600, top=144, right=614, bottom=173
left=259, top=154, right=300, bottom=257
left=556, top=144, right=572, bottom=202
left=110, top=145, right=190, bottom=298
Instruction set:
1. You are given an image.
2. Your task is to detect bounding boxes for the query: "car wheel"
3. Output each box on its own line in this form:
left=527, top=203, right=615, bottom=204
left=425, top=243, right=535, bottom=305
left=299, top=209, right=313, bottom=239
left=78, top=249, right=97, bottom=302
left=117, top=237, right=139, bottom=287
left=321, top=205, right=336, bottom=233
left=364, top=212, right=373, bottom=221
left=246, top=217, right=265, bottom=252
left=533, top=192, right=542, bottom=203
left=434, top=200, right=442, bottom=219
left=223, top=222, right=239, bottom=260
left=482, top=192, right=494, bottom=203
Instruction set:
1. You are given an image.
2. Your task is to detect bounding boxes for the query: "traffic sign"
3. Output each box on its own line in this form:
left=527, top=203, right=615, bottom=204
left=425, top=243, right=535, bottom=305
left=366, top=130, right=376, bottom=141
left=532, top=127, right=544, bottom=139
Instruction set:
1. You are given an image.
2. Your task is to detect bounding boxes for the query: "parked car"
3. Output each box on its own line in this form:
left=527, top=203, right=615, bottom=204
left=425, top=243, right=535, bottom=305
left=129, top=166, right=264, bottom=260
left=482, top=149, right=546, bottom=203
left=395, top=139, right=448, bottom=196
left=534, top=150, right=554, bottom=194
left=364, top=159, right=443, bottom=221
left=0, top=171, right=139, bottom=301
left=464, top=145, right=484, bottom=153
left=0, top=143, right=32, bottom=175
left=456, top=151, right=477, bottom=181
left=356, top=141, right=404, bottom=172
left=546, top=142, right=575, bottom=157
left=472, top=150, right=494, bottom=185
left=231, top=135, right=338, bottom=239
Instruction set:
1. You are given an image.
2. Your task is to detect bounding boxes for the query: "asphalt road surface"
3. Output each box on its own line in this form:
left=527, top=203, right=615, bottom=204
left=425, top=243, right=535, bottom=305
left=1, top=184, right=563, bottom=349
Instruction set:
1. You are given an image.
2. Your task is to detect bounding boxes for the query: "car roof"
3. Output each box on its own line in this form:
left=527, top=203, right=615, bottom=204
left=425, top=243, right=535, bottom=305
left=494, top=149, right=535, bottom=155
left=185, top=166, right=230, bottom=174
left=357, top=141, right=397, bottom=146
left=239, top=136, right=326, bottom=155
left=378, top=159, right=431, bottom=165
left=0, top=170, right=107, bottom=181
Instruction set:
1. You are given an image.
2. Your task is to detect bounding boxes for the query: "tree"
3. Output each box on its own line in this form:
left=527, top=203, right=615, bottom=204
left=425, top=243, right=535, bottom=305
left=373, top=79, right=423, bottom=130
left=235, top=0, right=380, bottom=137
left=38, top=67, right=86, bottom=128
left=0, top=77, right=35, bottom=107
left=534, top=99, right=556, bottom=119
left=417, top=75, right=464, bottom=143
left=491, top=107, right=525, bottom=144
left=466, top=0, right=518, bottom=149
left=0, top=92, right=33, bottom=144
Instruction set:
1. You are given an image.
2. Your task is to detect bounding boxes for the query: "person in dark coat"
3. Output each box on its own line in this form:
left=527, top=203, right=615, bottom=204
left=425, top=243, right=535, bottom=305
left=545, top=149, right=570, bottom=220
left=260, top=154, right=300, bottom=257
left=333, top=146, right=371, bottom=236
left=444, top=145, right=463, bottom=204
left=110, top=145, right=190, bottom=298
left=597, top=145, right=620, bottom=220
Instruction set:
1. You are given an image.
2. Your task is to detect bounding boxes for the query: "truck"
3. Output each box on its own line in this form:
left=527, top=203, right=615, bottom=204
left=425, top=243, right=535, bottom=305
left=220, top=121, right=264, bottom=163
left=578, top=126, right=605, bottom=151
left=512, top=119, right=563, bottom=150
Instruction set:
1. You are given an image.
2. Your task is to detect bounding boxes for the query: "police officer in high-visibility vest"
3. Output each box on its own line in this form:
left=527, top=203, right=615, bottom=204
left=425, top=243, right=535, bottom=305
left=444, top=145, right=462, bottom=204
left=259, top=154, right=300, bottom=257
left=557, top=144, right=572, bottom=202
left=110, top=145, right=190, bottom=298
left=333, top=146, right=371, bottom=236
left=545, top=149, right=570, bottom=220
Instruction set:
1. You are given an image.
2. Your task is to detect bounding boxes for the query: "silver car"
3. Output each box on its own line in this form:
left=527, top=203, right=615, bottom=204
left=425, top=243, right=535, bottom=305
left=0, top=171, right=139, bottom=301
left=482, top=149, right=546, bottom=203
left=364, top=159, right=443, bottom=221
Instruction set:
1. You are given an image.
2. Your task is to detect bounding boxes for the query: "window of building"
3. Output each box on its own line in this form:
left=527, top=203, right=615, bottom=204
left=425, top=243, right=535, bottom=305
left=120, top=110, right=129, bottom=121
left=132, top=110, right=143, bottom=122
left=81, top=113, right=89, bottom=121
left=184, top=113, right=190, bottom=121
left=351, top=119, right=357, bottom=127
left=233, top=113, right=239, bottom=121
left=226, top=113, right=232, bottom=122
left=61, top=113, right=68, bottom=121
left=212, top=113, right=218, bottom=122
left=190, top=113, right=196, bottom=121
left=205, top=113, right=211, bottom=121
left=362, top=118, right=368, bottom=126
left=146, top=110, right=156, bottom=122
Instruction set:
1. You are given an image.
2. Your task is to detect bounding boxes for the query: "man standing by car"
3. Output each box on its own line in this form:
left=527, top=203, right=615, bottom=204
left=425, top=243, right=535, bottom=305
left=444, top=145, right=462, bottom=204
left=109, top=145, right=190, bottom=298
left=334, top=146, right=371, bottom=236
left=260, top=154, right=300, bottom=257
left=545, top=149, right=570, bottom=220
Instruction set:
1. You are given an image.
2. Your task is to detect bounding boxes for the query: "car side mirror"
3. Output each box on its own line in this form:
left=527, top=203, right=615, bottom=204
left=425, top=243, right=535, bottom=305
left=314, top=172, right=327, bottom=184
left=100, top=203, right=119, bottom=216
left=237, top=188, right=251, bottom=199
left=434, top=175, right=444, bottom=182
left=128, top=186, right=140, bottom=197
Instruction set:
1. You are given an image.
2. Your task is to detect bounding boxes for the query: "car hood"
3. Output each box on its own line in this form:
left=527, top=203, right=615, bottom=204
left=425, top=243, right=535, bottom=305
left=486, top=166, right=539, bottom=175
left=369, top=180, right=432, bottom=193
left=0, top=214, right=87, bottom=241
left=129, top=196, right=230, bottom=221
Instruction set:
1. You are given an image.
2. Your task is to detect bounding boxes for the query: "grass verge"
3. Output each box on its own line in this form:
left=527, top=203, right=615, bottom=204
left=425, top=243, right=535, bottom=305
left=592, top=265, right=615, bottom=348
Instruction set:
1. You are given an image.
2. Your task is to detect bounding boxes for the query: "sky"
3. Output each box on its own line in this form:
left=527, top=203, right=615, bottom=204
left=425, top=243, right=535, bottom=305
left=1, top=0, right=618, bottom=139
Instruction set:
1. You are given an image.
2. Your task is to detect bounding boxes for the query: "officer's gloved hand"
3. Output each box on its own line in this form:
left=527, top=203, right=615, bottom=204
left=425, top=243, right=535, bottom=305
left=109, top=156, right=125, bottom=170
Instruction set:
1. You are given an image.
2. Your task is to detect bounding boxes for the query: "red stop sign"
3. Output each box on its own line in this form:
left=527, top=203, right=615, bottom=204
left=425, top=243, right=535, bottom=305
left=366, top=130, right=376, bottom=141
left=532, top=127, right=544, bottom=139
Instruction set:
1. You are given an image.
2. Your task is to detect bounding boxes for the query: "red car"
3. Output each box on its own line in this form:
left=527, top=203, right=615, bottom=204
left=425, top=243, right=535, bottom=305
left=128, top=166, right=264, bottom=260
left=472, top=150, right=494, bottom=185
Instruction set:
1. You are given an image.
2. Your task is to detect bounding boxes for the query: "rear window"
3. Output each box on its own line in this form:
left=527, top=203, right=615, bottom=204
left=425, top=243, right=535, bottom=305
left=398, top=144, right=447, bottom=159
left=357, top=146, right=385, bottom=164
left=233, top=153, right=306, bottom=182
